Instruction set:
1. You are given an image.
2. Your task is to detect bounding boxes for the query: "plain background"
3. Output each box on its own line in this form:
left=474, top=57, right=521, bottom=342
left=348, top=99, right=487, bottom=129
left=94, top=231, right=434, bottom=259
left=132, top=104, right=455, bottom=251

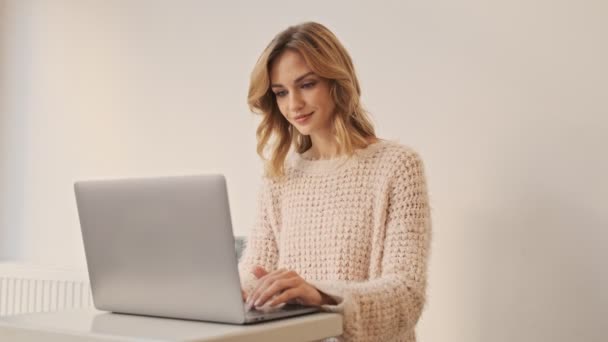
left=1, top=0, right=607, bottom=341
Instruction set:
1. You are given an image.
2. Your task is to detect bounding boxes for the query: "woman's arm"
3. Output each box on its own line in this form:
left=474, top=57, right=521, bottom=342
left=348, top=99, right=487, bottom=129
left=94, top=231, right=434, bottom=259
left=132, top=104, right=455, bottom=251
left=311, top=150, right=432, bottom=341
left=237, top=178, right=280, bottom=296
left=243, top=150, right=431, bottom=341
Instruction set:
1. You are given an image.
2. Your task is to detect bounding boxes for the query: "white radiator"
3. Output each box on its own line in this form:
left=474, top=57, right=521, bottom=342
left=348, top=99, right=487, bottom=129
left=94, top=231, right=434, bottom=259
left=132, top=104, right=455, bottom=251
left=0, top=262, right=93, bottom=316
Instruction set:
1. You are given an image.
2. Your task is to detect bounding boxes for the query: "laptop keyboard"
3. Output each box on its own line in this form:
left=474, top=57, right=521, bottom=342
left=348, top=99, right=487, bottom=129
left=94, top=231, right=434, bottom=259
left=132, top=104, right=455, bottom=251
left=244, top=303, right=309, bottom=317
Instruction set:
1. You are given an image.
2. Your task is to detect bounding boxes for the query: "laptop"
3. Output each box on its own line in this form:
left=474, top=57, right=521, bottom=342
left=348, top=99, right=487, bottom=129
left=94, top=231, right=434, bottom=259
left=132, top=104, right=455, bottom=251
left=74, top=174, right=319, bottom=324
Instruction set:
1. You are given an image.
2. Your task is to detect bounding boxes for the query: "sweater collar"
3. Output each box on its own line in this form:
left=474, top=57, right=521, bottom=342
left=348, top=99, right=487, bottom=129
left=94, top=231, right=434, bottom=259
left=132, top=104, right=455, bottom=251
left=288, top=140, right=387, bottom=174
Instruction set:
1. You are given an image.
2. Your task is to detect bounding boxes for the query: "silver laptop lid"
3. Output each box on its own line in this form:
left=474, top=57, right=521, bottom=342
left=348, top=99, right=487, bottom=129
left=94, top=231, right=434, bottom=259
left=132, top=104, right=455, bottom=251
left=74, top=174, right=246, bottom=324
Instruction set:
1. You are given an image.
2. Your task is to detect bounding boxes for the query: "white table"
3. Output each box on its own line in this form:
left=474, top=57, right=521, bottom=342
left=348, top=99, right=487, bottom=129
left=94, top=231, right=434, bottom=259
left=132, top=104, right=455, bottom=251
left=0, top=309, right=343, bottom=341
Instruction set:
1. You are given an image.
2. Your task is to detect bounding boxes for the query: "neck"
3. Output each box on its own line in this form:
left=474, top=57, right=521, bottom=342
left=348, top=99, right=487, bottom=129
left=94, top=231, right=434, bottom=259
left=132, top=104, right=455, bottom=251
left=306, top=134, right=379, bottom=160
left=307, top=133, right=340, bottom=160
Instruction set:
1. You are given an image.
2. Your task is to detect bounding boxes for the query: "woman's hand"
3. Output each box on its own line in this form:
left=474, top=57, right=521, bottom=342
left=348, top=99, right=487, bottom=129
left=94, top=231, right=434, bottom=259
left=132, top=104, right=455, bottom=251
left=246, top=266, right=335, bottom=309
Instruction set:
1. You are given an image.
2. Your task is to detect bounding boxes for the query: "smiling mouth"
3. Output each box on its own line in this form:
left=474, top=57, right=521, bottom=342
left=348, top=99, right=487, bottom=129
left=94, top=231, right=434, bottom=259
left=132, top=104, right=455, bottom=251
left=294, top=112, right=314, bottom=120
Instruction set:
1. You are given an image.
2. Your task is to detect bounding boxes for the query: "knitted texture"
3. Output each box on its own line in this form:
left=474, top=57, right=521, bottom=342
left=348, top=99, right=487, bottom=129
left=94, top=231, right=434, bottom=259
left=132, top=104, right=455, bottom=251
left=238, top=140, right=432, bottom=342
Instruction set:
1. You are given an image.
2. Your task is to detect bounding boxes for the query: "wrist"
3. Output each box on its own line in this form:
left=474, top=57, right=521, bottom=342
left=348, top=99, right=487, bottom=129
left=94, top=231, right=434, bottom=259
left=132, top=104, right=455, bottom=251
left=319, top=291, right=337, bottom=305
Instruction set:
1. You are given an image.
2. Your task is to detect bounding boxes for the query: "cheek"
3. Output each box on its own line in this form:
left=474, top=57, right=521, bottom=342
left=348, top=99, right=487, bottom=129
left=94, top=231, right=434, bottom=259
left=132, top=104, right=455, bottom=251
left=314, top=86, right=334, bottom=111
left=317, top=94, right=335, bottom=115
left=276, top=99, right=288, bottom=117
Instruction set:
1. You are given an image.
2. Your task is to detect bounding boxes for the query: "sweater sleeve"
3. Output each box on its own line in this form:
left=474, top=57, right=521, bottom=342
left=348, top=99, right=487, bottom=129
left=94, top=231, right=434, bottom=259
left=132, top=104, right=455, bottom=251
left=310, top=150, right=432, bottom=341
left=237, top=177, right=280, bottom=295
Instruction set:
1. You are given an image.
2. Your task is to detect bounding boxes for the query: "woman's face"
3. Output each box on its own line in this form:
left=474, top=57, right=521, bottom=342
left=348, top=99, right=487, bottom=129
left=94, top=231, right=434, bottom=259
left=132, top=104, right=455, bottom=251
left=269, top=49, right=336, bottom=137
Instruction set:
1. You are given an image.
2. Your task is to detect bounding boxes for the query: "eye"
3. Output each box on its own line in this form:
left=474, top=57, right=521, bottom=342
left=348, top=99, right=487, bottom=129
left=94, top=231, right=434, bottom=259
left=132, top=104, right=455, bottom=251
left=301, top=81, right=316, bottom=89
left=274, top=90, right=287, bottom=97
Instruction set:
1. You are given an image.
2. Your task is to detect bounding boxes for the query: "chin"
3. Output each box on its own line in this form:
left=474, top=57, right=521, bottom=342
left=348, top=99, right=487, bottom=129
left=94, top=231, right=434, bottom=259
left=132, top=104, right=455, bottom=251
left=294, top=128, right=310, bottom=135
left=294, top=125, right=316, bottom=136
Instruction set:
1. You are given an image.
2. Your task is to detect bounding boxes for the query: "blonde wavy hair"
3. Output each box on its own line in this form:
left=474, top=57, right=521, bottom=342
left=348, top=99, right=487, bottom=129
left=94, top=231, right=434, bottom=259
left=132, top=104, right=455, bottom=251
left=247, top=22, right=376, bottom=179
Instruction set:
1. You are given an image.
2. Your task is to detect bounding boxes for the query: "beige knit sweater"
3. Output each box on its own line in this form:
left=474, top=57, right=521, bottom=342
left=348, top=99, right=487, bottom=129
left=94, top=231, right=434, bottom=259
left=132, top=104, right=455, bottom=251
left=238, top=140, right=432, bottom=342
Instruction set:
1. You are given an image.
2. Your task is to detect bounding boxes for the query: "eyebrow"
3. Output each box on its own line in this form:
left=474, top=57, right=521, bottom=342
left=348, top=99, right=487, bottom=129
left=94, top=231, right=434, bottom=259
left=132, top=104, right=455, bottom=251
left=270, top=71, right=316, bottom=88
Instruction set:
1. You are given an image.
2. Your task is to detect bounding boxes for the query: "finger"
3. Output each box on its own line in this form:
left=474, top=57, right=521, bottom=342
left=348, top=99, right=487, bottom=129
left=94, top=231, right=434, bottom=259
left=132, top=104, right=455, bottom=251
left=249, top=269, right=289, bottom=304
left=254, top=277, right=300, bottom=307
left=241, top=289, right=247, bottom=301
left=254, top=269, right=299, bottom=301
left=248, top=269, right=288, bottom=304
left=268, top=287, right=302, bottom=307
left=252, top=265, right=268, bottom=279
left=247, top=270, right=288, bottom=304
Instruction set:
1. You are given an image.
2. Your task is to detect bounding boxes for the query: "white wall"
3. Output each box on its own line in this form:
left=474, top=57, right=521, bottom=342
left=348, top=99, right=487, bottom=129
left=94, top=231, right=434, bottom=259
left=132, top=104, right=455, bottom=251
left=1, top=1, right=607, bottom=341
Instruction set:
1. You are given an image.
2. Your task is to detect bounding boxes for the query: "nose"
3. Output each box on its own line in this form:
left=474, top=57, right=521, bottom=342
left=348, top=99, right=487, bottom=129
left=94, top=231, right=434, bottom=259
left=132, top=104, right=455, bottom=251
left=288, top=91, right=304, bottom=113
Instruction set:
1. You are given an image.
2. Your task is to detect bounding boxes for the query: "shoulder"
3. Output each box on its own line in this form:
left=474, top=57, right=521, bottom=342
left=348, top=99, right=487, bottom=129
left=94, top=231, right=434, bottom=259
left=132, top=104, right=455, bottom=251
left=368, top=140, right=428, bottom=191
left=259, top=172, right=289, bottom=198
left=373, top=139, right=426, bottom=168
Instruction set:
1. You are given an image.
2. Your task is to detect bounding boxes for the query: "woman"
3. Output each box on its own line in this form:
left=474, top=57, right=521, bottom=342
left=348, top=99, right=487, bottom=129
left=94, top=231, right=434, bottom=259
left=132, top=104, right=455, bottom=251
left=238, top=22, right=432, bottom=342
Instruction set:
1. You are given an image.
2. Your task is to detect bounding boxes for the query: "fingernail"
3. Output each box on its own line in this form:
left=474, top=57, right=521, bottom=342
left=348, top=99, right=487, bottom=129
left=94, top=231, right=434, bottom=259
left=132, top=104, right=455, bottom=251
left=254, top=299, right=261, bottom=307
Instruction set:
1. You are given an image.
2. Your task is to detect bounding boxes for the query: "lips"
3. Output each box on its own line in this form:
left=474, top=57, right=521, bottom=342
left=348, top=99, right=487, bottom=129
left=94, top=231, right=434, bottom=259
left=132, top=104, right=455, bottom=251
left=294, top=112, right=313, bottom=120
